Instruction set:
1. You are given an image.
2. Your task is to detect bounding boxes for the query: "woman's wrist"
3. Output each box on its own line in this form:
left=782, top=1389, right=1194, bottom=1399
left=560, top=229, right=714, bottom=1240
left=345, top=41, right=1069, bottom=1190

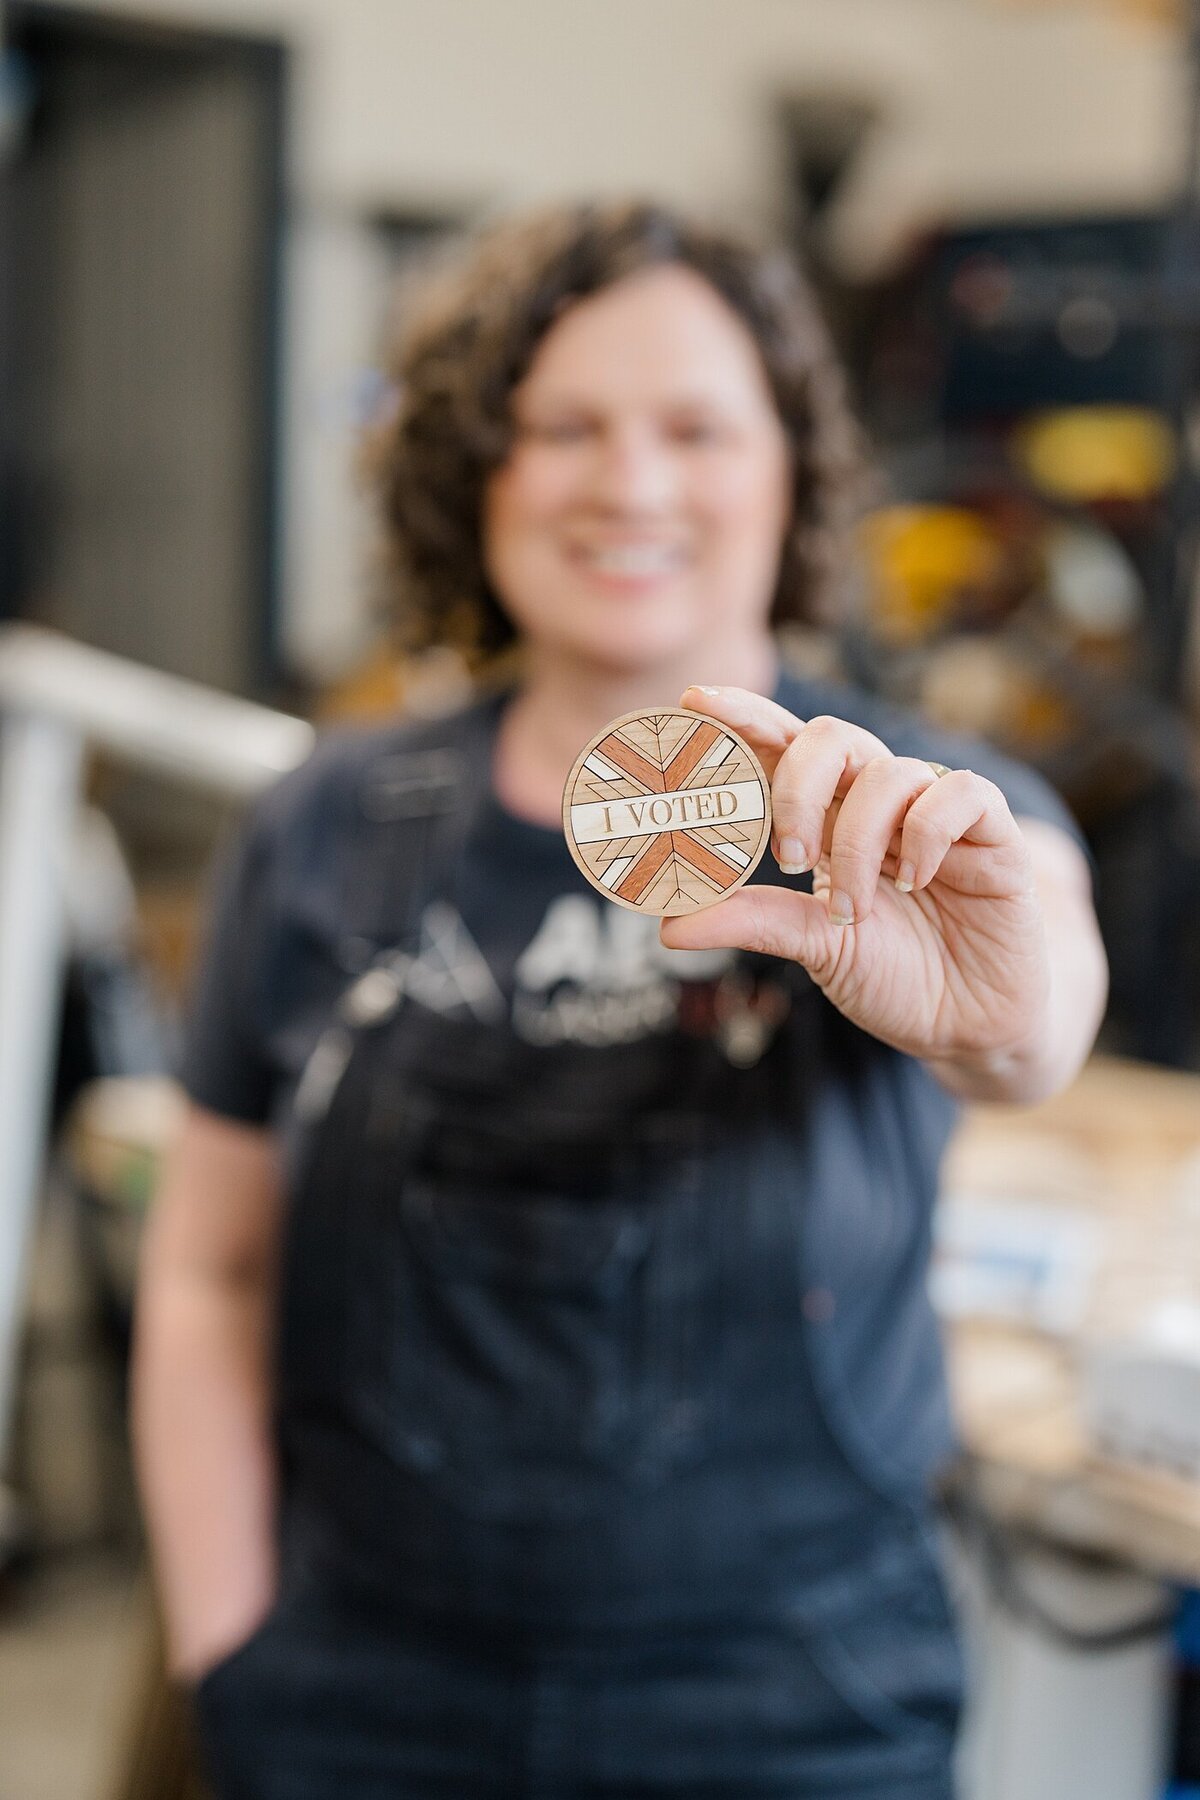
left=167, top=1575, right=279, bottom=1685
left=921, top=1032, right=1074, bottom=1107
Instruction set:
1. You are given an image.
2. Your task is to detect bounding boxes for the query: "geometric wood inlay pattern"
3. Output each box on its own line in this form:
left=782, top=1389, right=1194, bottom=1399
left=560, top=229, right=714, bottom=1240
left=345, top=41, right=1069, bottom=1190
left=562, top=707, right=773, bottom=915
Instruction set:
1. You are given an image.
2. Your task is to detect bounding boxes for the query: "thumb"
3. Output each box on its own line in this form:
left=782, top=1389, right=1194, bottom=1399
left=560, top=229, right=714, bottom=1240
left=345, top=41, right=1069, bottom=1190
left=660, top=884, right=839, bottom=973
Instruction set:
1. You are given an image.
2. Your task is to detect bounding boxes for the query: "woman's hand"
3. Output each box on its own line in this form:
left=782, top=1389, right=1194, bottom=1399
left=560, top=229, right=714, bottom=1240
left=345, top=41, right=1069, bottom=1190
left=172, top=1589, right=277, bottom=1688
left=661, top=686, right=1101, bottom=1094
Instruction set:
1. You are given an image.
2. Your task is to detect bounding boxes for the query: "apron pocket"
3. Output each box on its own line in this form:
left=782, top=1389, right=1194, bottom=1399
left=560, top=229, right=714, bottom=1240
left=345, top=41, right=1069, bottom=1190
left=792, top=1552, right=964, bottom=1749
left=348, top=1163, right=716, bottom=1520
left=401, top=1178, right=648, bottom=1292
left=189, top=1582, right=303, bottom=1774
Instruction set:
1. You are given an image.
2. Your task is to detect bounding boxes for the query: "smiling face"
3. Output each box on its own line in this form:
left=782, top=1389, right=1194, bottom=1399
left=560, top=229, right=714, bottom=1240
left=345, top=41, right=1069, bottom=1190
left=482, top=265, right=793, bottom=683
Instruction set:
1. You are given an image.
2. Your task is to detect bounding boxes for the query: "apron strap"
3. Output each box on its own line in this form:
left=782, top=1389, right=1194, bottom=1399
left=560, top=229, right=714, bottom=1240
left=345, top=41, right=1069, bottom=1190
left=356, top=687, right=508, bottom=947
left=291, top=685, right=508, bottom=1124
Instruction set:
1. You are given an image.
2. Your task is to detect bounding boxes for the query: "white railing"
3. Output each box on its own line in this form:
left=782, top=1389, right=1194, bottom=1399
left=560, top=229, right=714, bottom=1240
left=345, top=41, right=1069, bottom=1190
left=0, top=625, right=313, bottom=1467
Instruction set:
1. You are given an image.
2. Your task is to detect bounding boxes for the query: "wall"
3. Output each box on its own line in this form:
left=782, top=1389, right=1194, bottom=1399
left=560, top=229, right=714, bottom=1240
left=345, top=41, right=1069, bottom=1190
left=14, top=0, right=1183, bottom=678
left=23, top=0, right=1179, bottom=250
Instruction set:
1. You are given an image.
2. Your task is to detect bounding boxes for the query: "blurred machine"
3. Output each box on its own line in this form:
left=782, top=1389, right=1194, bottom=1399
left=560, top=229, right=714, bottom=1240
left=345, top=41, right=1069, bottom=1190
left=1082, top=1301, right=1200, bottom=1483
left=0, top=627, right=313, bottom=1581
left=837, top=200, right=1200, bottom=1069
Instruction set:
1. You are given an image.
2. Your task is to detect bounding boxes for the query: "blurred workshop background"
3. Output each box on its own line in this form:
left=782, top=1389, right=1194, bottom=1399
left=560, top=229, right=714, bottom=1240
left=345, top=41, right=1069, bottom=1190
left=1, top=0, right=1199, bottom=1797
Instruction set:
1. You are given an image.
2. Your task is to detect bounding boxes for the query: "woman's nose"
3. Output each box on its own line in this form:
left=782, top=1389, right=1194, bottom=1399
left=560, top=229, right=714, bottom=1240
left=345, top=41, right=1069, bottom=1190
left=589, top=424, right=677, bottom=514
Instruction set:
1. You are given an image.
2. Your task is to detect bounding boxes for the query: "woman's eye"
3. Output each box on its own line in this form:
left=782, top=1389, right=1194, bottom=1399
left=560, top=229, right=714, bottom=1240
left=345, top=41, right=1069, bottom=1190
left=668, top=417, right=728, bottom=446
left=523, top=417, right=593, bottom=444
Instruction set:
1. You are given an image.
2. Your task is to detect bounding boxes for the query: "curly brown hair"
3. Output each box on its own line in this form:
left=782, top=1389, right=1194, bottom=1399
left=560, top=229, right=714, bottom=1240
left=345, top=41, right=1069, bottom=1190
left=372, top=200, right=862, bottom=662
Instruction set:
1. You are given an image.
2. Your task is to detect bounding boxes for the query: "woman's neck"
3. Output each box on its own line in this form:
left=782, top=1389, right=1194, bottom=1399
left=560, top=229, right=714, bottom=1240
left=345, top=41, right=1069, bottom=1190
left=491, top=637, right=779, bottom=828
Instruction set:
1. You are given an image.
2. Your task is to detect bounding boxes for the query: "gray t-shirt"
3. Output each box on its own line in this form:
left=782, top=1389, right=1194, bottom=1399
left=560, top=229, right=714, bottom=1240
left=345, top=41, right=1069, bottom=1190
left=180, top=666, right=1087, bottom=1139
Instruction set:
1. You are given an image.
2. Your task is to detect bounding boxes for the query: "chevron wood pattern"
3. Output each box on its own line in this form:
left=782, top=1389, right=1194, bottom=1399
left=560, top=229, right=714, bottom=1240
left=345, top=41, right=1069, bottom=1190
left=562, top=708, right=772, bottom=915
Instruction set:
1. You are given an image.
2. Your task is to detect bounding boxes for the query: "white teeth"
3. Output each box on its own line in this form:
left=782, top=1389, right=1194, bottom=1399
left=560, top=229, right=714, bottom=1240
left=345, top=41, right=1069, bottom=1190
left=581, top=546, right=682, bottom=577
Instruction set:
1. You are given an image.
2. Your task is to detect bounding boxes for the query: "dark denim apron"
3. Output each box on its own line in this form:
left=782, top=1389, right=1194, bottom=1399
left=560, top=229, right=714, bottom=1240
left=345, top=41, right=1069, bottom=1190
left=191, top=722, right=963, bottom=1799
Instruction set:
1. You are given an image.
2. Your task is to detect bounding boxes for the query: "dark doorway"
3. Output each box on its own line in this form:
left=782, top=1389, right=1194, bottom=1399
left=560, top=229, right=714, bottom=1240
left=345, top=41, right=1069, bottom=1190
left=0, top=4, right=287, bottom=693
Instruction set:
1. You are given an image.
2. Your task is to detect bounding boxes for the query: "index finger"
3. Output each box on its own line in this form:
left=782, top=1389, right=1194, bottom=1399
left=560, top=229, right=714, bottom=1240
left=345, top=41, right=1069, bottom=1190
left=679, top=685, right=805, bottom=780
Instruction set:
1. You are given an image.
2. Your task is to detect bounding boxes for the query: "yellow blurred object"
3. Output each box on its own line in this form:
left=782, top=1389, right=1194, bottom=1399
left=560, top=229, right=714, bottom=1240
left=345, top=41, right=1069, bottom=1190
left=919, top=638, right=1075, bottom=748
left=990, top=0, right=1179, bottom=19
left=67, top=1076, right=185, bottom=1212
left=1015, top=407, right=1175, bottom=503
left=137, top=882, right=202, bottom=1003
left=317, top=642, right=477, bottom=724
left=316, top=641, right=410, bottom=722
left=860, top=506, right=1007, bottom=641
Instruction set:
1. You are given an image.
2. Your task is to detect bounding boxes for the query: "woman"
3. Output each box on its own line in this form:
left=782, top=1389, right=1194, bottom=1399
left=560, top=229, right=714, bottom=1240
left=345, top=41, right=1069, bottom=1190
left=132, top=202, right=1107, bottom=1799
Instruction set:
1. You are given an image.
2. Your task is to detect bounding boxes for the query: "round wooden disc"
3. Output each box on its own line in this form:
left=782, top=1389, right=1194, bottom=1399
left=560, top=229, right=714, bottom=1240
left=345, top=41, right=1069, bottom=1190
left=561, top=707, right=773, bottom=916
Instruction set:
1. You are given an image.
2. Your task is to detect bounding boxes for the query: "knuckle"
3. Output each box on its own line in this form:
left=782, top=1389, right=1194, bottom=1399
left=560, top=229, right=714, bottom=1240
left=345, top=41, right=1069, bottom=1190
left=803, top=714, right=843, bottom=744
left=830, top=829, right=876, bottom=871
left=895, top=755, right=938, bottom=784
left=775, top=735, right=807, bottom=776
left=902, top=812, right=946, bottom=855
left=857, top=754, right=898, bottom=786
left=743, top=895, right=774, bottom=956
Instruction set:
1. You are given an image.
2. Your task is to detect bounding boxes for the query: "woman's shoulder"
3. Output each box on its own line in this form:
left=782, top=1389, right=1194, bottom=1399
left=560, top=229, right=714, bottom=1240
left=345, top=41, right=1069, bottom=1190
left=774, top=665, right=956, bottom=757
left=773, top=663, right=1086, bottom=846
left=249, top=688, right=502, bottom=854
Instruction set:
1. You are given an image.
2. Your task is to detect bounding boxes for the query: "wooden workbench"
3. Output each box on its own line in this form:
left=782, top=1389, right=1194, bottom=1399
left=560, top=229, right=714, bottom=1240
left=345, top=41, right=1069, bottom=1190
left=944, top=1055, right=1200, bottom=1585
left=70, top=1055, right=1200, bottom=1584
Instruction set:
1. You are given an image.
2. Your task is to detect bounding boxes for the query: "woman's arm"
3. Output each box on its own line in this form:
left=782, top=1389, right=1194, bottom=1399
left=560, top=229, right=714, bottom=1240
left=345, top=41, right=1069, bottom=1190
left=130, top=1102, right=284, bottom=1682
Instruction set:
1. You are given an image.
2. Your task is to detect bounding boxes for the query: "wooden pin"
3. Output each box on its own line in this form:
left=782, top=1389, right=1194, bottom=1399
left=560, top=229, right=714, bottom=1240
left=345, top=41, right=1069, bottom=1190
left=562, top=707, right=772, bottom=916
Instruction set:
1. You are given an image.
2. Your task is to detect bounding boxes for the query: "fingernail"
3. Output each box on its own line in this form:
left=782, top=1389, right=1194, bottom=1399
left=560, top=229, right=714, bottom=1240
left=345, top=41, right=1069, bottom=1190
left=828, top=889, right=854, bottom=926
left=696, top=685, right=721, bottom=696
left=777, top=836, right=811, bottom=876
left=895, top=860, right=916, bottom=893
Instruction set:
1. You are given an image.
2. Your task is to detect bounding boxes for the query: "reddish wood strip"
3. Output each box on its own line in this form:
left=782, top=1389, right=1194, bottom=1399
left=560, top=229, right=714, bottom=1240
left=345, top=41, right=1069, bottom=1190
left=671, top=831, right=740, bottom=890
left=663, top=720, right=720, bottom=791
left=616, top=832, right=673, bottom=902
left=594, top=733, right=664, bottom=793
